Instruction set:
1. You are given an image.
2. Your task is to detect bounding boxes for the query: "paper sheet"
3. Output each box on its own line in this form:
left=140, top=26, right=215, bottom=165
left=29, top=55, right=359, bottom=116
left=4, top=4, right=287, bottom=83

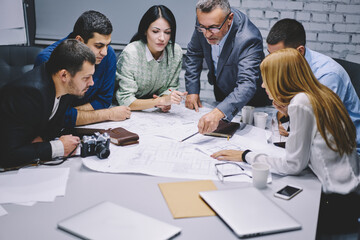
left=158, top=180, right=217, bottom=218
left=0, top=205, right=7, bottom=217
left=83, top=135, right=259, bottom=183
left=80, top=103, right=214, bottom=138
left=0, top=168, right=69, bottom=204
left=82, top=103, right=281, bottom=183
left=14, top=202, right=37, bottom=206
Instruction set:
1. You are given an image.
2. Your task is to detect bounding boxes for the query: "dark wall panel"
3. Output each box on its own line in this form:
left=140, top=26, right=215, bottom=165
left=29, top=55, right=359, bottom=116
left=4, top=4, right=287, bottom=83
left=35, top=0, right=197, bottom=48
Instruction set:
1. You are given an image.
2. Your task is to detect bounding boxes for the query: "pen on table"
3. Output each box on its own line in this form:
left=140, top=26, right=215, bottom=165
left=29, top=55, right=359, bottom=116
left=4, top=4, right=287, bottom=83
left=180, top=132, right=199, bottom=142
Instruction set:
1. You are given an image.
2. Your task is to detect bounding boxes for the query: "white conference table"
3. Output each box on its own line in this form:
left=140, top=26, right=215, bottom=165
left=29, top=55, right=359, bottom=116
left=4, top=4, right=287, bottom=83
left=0, top=102, right=322, bottom=240
left=0, top=159, right=321, bottom=240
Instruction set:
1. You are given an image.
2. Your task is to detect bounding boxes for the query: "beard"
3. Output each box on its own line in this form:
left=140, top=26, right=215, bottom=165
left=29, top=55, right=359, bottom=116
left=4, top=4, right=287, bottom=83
left=68, top=79, right=87, bottom=98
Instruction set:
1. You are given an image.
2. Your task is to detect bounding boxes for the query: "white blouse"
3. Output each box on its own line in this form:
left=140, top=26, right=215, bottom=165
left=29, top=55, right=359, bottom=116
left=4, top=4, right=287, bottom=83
left=246, top=93, right=360, bottom=194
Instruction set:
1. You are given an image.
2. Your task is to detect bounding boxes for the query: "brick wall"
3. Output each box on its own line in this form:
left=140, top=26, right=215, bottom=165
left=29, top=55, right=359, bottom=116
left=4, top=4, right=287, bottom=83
left=231, top=0, right=360, bottom=63
left=180, top=0, right=360, bottom=100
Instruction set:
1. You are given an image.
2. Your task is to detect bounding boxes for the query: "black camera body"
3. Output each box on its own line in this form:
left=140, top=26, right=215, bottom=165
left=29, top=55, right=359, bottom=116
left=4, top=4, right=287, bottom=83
left=80, top=132, right=110, bottom=159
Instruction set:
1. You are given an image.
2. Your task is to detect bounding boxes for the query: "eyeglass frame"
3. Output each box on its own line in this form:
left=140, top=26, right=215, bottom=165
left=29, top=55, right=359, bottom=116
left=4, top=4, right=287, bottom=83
left=196, top=12, right=231, bottom=34
left=215, top=161, right=252, bottom=182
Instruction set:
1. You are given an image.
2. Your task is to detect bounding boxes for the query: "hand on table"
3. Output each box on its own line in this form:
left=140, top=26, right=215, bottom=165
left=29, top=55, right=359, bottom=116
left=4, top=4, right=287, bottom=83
left=108, top=106, right=131, bottom=121
left=154, top=90, right=188, bottom=107
left=157, top=105, right=172, bottom=112
left=59, top=135, right=80, bottom=156
left=185, top=94, right=202, bottom=112
left=198, top=108, right=224, bottom=134
left=169, top=90, right=188, bottom=105
left=211, top=150, right=244, bottom=162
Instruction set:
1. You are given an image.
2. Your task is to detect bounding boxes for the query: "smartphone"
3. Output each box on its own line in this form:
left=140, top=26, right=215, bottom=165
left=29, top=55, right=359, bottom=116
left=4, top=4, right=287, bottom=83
left=274, top=185, right=302, bottom=200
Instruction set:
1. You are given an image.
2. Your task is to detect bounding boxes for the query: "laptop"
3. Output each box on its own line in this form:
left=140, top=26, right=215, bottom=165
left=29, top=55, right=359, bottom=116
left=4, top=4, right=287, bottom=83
left=200, top=187, right=301, bottom=238
left=58, top=201, right=181, bottom=240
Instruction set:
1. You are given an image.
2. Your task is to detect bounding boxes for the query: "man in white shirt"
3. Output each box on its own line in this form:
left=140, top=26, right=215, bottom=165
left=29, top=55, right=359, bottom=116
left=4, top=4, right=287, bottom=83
left=266, top=19, right=360, bottom=155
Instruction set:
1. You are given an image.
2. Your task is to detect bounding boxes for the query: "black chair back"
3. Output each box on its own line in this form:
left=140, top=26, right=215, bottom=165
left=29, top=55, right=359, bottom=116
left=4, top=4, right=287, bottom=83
left=0, top=45, right=43, bottom=90
left=334, top=58, right=360, bottom=99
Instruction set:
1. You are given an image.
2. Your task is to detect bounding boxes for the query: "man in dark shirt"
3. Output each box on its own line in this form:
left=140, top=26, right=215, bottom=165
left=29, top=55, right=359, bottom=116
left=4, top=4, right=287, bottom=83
left=0, top=40, right=95, bottom=168
left=35, top=10, right=131, bottom=128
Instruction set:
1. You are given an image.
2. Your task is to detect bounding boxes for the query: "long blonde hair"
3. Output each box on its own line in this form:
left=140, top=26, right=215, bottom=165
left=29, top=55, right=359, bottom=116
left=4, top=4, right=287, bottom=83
left=260, top=48, right=356, bottom=155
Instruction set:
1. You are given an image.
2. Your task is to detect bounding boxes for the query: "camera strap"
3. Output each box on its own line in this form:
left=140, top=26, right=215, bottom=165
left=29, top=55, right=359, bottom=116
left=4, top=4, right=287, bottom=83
left=0, top=144, right=79, bottom=172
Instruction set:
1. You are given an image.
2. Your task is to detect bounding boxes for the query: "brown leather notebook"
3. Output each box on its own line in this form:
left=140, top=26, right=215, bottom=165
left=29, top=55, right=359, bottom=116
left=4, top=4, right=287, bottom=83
left=105, top=127, right=139, bottom=146
left=205, top=120, right=241, bottom=139
left=71, top=127, right=139, bottom=146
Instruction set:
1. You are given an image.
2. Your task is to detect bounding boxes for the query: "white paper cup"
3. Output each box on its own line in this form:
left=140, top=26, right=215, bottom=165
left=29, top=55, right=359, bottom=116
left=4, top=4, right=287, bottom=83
left=252, top=163, right=269, bottom=189
left=254, top=112, right=268, bottom=129
left=241, top=106, right=254, bottom=124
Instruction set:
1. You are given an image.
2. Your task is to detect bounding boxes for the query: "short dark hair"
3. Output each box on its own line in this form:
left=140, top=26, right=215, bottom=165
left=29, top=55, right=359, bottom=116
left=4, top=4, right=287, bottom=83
left=69, top=10, right=113, bottom=43
left=130, top=5, right=177, bottom=55
left=266, top=19, right=306, bottom=48
left=46, top=39, right=96, bottom=76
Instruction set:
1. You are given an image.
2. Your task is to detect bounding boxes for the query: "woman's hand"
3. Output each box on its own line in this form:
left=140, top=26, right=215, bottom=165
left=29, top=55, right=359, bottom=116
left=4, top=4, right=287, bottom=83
left=169, top=90, right=187, bottom=105
left=152, top=94, right=171, bottom=112
left=273, top=101, right=288, bottom=116
left=157, top=105, right=171, bottom=112
left=154, top=91, right=188, bottom=106
left=276, top=111, right=289, bottom=137
left=211, top=150, right=244, bottom=162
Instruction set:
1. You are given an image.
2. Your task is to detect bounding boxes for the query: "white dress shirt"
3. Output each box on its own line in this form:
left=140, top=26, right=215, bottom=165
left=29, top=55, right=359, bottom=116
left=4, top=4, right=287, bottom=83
left=245, top=93, right=360, bottom=194
left=211, top=21, right=233, bottom=75
left=145, top=44, right=165, bottom=62
left=49, top=97, right=64, bottom=158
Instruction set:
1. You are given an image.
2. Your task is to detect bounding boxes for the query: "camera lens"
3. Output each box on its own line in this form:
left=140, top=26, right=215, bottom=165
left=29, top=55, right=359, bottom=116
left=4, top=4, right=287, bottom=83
left=95, top=144, right=110, bottom=159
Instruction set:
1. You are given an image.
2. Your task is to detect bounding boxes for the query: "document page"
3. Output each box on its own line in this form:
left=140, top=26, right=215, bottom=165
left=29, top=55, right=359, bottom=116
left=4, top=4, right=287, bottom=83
left=0, top=168, right=69, bottom=204
left=82, top=103, right=281, bottom=183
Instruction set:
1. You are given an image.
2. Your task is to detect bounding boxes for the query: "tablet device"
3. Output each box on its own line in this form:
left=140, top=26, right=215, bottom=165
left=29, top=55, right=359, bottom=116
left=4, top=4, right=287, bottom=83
left=58, top=201, right=181, bottom=240
left=200, top=187, right=301, bottom=238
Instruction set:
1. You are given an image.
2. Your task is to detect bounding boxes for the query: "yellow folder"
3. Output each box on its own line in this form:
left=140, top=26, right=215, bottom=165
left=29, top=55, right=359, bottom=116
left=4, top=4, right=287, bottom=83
left=158, top=180, right=217, bottom=219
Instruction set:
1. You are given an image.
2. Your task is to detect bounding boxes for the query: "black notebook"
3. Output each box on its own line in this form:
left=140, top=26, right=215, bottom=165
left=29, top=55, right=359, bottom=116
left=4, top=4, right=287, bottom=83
left=205, top=120, right=241, bottom=139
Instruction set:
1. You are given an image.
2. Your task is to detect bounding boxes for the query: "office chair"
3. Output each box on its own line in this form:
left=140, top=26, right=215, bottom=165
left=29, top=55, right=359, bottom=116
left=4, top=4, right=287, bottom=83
left=0, top=45, right=43, bottom=89
left=333, top=58, right=360, bottom=99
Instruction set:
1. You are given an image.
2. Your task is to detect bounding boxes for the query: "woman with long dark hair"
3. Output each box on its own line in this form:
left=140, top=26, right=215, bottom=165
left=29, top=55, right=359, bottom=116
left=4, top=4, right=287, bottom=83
left=114, top=5, right=186, bottom=112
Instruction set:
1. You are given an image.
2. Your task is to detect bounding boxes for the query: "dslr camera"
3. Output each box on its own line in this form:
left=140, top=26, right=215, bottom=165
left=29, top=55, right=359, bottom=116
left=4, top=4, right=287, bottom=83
left=80, top=132, right=110, bottom=159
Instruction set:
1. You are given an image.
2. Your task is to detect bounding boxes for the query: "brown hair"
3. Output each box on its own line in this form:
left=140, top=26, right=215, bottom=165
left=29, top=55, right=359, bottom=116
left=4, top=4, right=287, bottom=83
left=260, top=48, right=356, bottom=155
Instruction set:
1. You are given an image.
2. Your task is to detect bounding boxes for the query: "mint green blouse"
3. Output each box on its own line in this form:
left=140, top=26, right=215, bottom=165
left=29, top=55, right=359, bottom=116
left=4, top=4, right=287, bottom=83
left=115, top=40, right=183, bottom=106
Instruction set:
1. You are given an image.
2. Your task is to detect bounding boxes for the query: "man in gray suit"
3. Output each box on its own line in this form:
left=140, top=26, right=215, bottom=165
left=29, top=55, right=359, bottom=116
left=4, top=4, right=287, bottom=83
left=185, top=0, right=268, bottom=134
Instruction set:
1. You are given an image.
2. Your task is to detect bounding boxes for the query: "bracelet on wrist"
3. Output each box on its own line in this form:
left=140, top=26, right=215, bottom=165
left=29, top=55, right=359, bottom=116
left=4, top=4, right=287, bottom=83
left=242, top=149, right=252, bottom=163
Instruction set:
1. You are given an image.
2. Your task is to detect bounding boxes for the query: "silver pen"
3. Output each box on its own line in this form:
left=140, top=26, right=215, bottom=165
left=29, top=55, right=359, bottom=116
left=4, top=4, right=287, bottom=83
left=180, top=132, right=199, bottom=142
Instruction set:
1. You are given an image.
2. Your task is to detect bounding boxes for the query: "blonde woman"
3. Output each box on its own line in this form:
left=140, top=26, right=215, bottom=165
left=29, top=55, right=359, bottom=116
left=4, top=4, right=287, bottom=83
left=211, top=48, right=360, bottom=234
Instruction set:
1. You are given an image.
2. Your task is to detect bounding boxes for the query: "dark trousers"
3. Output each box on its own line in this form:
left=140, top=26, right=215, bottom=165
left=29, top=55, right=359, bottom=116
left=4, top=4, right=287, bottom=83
left=317, top=192, right=360, bottom=235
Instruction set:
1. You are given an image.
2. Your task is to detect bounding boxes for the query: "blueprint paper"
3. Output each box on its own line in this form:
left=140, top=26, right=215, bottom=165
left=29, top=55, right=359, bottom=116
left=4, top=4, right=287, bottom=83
left=82, top=103, right=279, bottom=183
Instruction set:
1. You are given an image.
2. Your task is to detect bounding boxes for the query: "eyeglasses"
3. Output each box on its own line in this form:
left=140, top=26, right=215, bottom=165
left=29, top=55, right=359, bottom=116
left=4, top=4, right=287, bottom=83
left=196, top=12, right=231, bottom=34
left=215, top=162, right=252, bottom=182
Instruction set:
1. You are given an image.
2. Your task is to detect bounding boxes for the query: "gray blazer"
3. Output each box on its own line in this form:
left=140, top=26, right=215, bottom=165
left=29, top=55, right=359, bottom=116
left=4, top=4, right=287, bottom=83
left=184, top=8, right=268, bottom=120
